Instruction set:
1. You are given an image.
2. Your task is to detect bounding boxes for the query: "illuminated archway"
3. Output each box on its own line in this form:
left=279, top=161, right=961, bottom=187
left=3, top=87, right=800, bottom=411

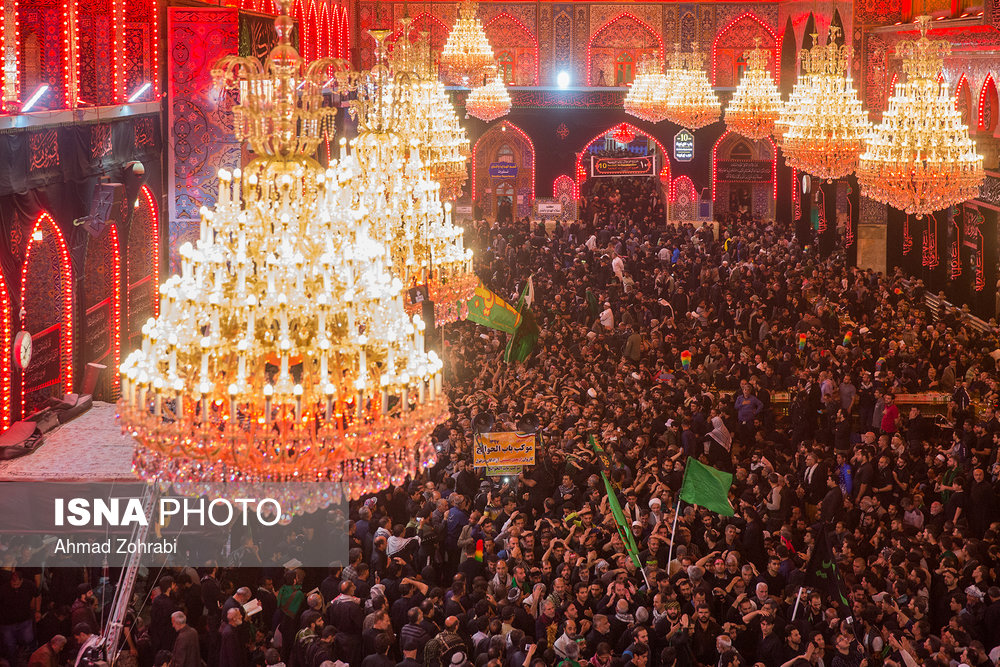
left=711, top=130, right=776, bottom=214
left=575, top=122, right=670, bottom=192
left=127, top=185, right=160, bottom=352
left=471, top=120, right=535, bottom=217
left=553, top=174, right=577, bottom=199
left=20, top=212, right=74, bottom=417
left=979, top=73, right=998, bottom=133
left=587, top=12, right=664, bottom=86
left=712, top=12, right=778, bottom=87
left=484, top=13, right=539, bottom=86
left=955, top=73, right=972, bottom=128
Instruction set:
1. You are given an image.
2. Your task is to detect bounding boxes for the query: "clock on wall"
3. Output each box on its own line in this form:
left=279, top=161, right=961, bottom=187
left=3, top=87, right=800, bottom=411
left=13, top=330, right=32, bottom=371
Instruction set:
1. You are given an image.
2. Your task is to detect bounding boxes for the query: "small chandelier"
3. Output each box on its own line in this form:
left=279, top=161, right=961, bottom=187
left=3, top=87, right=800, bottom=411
left=612, top=123, right=636, bottom=144
left=465, top=68, right=512, bottom=122
left=857, top=16, right=984, bottom=218
left=780, top=27, right=871, bottom=181
left=119, top=7, right=448, bottom=513
left=440, top=0, right=495, bottom=85
left=623, top=55, right=669, bottom=123
left=665, top=45, right=721, bottom=130
left=725, top=38, right=783, bottom=140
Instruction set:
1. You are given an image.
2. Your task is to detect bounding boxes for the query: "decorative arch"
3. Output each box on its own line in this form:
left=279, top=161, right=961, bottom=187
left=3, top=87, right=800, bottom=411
left=318, top=1, right=331, bottom=58
left=305, top=0, right=320, bottom=62
left=671, top=175, right=699, bottom=221
left=327, top=2, right=339, bottom=58
left=20, top=212, right=73, bottom=418
left=0, top=272, right=10, bottom=430
left=955, top=74, right=972, bottom=128
left=484, top=13, right=539, bottom=86
left=575, top=122, right=669, bottom=191
left=471, top=120, right=535, bottom=218
left=670, top=175, right=697, bottom=204
left=712, top=12, right=778, bottom=87
left=127, top=185, right=160, bottom=352
left=339, top=6, right=350, bottom=59
left=711, top=130, right=776, bottom=214
left=553, top=174, right=576, bottom=199
left=82, top=221, right=122, bottom=401
left=888, top=72, right=899, bottom=100
left=587, top=12, right=664, bottom=86
left=978, top=73, right=998, bottom=133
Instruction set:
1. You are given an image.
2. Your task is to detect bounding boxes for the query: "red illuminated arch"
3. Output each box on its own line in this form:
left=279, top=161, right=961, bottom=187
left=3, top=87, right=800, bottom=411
left=484, top=12, right=539, bottom=86
left=955, top=73, right=972, bottom=127
left=979, top=73, right=998, bottom=133
left=711, top=130, right=777, bottom=201
left=712, top=12, right=778, bottom=87
left=305, top=0, right=320, bottom=61
left=20, top=212, right=74, bottom=417
left=575, top=123, right=670, bottom=191
left=471, top=120, right=535, bottom=202
left=553, top=174, right=576, bottom=199
left=587, top=12, right=665, bottom=86
left=339, top=6, right=350, bottom=59
left=671, top=175, right=697, bottom=204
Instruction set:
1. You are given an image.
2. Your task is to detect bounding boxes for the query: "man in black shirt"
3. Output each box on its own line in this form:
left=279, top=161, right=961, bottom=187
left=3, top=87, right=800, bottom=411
left=0, top=569, right=40, bottom=665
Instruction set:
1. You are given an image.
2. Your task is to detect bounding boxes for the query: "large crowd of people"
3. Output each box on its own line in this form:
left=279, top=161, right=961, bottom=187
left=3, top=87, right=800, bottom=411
left=2, top=182, right=1000, bottom=667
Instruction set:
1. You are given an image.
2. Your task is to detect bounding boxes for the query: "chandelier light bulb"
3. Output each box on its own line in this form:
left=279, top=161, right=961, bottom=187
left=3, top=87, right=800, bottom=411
left=725, top=38, right=783, bottom=140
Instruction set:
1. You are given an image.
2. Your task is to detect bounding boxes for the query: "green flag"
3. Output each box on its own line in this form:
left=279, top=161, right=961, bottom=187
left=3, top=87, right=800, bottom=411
left=678, top=458, right=734, bottom=516
left=590, top=435, right=641, bottom=568
left=466, top=282, right=522, bottom=334
left=503, top=277, right=539, bottom=364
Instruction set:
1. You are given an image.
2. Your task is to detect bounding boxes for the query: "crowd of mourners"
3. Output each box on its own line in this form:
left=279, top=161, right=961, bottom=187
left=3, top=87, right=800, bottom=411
left=3, top=180, right=1000, bottom=667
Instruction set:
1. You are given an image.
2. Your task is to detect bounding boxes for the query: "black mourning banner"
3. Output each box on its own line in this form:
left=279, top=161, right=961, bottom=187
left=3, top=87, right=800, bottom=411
left=715, top=160, right=772, bottom=183
left=85, top=298, right=112, bottom=363
left=24, top=324, right=61, bottom=395
left=591, top=156, right=655, bottom=177
left=239, top=10, right=298, bottom=60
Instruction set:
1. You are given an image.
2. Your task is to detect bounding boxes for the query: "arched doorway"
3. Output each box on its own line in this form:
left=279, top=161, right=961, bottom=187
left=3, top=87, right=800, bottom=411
left=472, top=121, right=535, bottom=220
left=711, top=131, right=776, bottom=218
left=82, top=222, right=122, bottom=401
left=126, top=185, right=160, bottom=353
left=577, top=123, right=669, bottom=227
left=484, top=13, right=539, bottom=86
left=587, top=12, right=663, bottom=87
left=711, top=12, right=778, bottom=87
left=20, top=212, right=74, bottom=418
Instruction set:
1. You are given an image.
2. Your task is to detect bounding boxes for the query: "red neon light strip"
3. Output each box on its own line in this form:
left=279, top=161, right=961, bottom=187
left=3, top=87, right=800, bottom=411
left=140, top=185, right=161, bottom=317
left=21, top=212, right=74, bottom=416
left=471, top=120, right=535, bottom=202
left=108, top=224, right=122, bottom=394
left=0, top=273, right=10, bottom=429
left=587, top=12, right=664, bottom=86
left=484, top=12, right=539, bottom=86
left=978, top=73, right=996, bottom=131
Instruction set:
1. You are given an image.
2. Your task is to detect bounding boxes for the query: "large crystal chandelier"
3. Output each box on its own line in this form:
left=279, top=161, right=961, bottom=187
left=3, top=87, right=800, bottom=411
left=780, top=27, right=871, bottom=181
left=623, top=55, right=669, bottom=123
left=465, top=68, right=512, bottom=122
left=353, top=29, right=478, bottom=324
left=390, top=29, right=470, bottom=201
left=665, top=46, right=721, bottom=130
left=725, top=39, right=783, bottom=140
left=857, top=16, right=984, bottom=217
left=440, top=0, right=495, bottom=85
left=118, top=6, right=448, bottom=512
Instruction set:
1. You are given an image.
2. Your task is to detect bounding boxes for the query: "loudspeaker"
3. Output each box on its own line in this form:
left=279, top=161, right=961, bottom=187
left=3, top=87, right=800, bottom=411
left=77, top=183, right=126, bottom=238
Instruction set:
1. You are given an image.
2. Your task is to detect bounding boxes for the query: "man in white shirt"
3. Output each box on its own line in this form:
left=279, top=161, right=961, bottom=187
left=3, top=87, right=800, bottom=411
left=600, top=303, right=614, bottom=330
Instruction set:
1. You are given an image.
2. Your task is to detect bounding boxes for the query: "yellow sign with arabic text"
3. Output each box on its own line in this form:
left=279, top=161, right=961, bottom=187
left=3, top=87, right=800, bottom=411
left=473, top=432, right=536, bottom=468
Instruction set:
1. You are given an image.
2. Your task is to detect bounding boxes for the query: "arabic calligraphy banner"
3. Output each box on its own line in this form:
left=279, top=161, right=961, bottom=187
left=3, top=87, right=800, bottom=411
left=466, top=282, right=522, bottom=334
left=590, top=156, right=655, bottom=178
left=473, top=432, right=536, bottom=468
left=715, top=160, right=772, bottom=183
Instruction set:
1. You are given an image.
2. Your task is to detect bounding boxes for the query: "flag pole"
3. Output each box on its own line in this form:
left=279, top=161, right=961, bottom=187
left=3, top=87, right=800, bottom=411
left=790, top=585, right=804, bottom=621
left=666, top=499, right=681, bottom=571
